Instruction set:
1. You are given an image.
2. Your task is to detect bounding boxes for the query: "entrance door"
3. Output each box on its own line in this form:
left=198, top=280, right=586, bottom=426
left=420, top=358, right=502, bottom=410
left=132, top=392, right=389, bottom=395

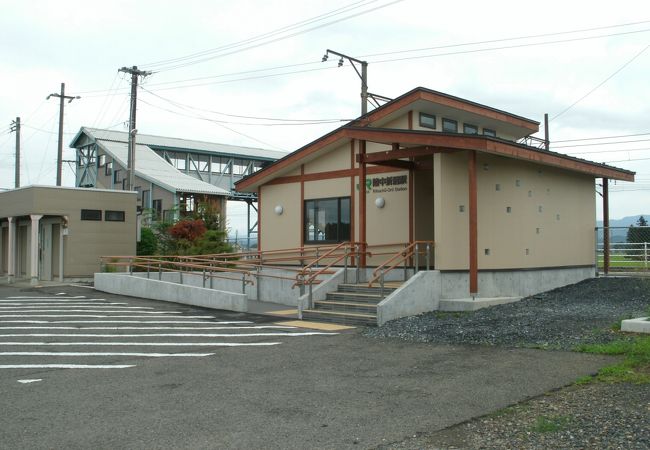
left=413, top=162, right=434, bottom=267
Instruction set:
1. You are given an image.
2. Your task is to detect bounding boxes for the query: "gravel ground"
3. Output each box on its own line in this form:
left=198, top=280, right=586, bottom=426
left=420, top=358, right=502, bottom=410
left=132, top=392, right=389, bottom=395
left=366, top=277, right=650, bottom=449
left=377, top=382, right=650, bottom=450
left=365, top=277, right=650, bottom=350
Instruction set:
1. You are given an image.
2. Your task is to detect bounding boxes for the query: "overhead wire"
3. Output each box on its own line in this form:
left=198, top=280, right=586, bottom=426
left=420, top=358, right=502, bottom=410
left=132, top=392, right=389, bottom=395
left=553, top=131, right=650, bottom=143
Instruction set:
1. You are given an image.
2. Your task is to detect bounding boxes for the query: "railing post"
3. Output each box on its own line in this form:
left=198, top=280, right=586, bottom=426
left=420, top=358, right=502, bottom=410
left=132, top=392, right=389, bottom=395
left=129, top=257, right=133, bottom=276
left=645, top=242, right=648, bottom=270
left=256, top=266, right=261, bottom=301
left=308, top=277, right=313, bottom=310
left=147, top=261, right=150, bottom=279
left=380, top=271, right=385, bottom=299
left=158, top=263, right=162, bottom=280
left=242, top=273, right=246, bottom=294
left=344, top=246, right=349, bottom=284
left=415, top=243, right=420, bottom=273
left=315, top=248, right=320, bottom=268
left=202, top=268, right=206, bottom=288
left=210, top=269, right=213, bottom=289
left=426, top=243, right=431, bottom=271
left=355, top=244, right=360, bottom=284
left=403, top=245, right=408, bottom=281
left=179, top=264, right=183, bottom=285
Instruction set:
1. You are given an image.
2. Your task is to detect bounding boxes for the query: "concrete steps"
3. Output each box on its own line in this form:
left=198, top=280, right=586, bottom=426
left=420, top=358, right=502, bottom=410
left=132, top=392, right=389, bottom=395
left=302, top=282, right=403, bottom=326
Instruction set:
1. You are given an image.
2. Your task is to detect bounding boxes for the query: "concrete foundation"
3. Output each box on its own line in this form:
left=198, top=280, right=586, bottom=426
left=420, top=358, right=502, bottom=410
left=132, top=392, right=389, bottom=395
left=621, top=317, right=650, bottom=334
left=94, top=273, right=248, bottom=312
left=377, top=271, right=441, bottom=325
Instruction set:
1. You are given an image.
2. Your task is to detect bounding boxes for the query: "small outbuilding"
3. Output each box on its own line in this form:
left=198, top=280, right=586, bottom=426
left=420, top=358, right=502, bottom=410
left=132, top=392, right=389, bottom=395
left=0, top=186, right=136, bottom=283
left=236, top=87, right=634, bottom=300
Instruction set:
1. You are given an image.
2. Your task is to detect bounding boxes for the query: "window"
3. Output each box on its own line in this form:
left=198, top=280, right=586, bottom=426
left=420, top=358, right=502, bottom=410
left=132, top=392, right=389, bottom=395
left=180, top=193, right=195, bottom=213
left=113, top=169, right=121, bottom=184
left=442, top=118, right=458, bottom=133
left=304, top=197, right=350, bottom=244
left=419, top=113, right=436, bottom=129
left=105, top=210, right=125, bottom=222
left=98, top=154, right=106, bottom=167
left=463, top=123, right=478, bottom=134
left=142, top=190, right=151, bottom=209
left=105, top=160, right=113, bottom=176
left=483, top=128, right=496, bottom=137
left=81, top=209, right=101, bottom=221
left=152, top=199, right=162, bottom=220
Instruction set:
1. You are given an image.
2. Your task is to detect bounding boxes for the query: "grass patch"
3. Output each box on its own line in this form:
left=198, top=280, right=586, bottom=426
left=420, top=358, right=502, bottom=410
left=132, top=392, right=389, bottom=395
left=576, top=336, right=650, bottom=384
left=530, top=414, right=572, bottom=433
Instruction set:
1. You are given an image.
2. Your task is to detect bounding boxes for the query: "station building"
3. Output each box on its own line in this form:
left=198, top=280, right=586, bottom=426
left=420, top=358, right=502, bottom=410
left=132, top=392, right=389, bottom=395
left=236, top=87, right=634, bottom=299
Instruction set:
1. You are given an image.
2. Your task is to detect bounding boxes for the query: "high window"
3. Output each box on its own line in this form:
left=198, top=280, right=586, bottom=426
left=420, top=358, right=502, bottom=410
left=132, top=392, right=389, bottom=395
left=483, top=128, right=497, bottom=137
left=304, top=197, right=350, bottom=244
left=442, top=118, right=458, bottom=133
left=81, top=209, right=102, bottom=221
left=105, top=210, right=125, bottom=222
left=463, top=123, right=478, bottom=134
left=419, top=113, right=436, bottom=129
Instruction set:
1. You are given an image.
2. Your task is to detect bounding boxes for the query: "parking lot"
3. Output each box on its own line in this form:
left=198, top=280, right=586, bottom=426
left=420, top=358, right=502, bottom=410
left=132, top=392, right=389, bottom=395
left=0, top=284, right=615, bottom=449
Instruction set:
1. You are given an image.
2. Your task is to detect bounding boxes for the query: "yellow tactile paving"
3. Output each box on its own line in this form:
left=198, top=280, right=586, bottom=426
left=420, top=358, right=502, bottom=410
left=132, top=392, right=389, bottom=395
left=265, top=309, right=299, bottom=316
left=275, top=320, right=356, bottom=331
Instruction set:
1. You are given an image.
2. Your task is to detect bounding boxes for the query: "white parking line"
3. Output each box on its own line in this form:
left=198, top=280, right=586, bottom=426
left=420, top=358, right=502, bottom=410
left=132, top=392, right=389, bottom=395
left=0, top=315, right=216, bottom=318
left=5, top=296, right=89, bottom=299
left=0, top=342, right=282, bottom=347
left=0, top=332, right=337, bottom=337
left=0, top=306, right=154, bottom=310
left=0, top=300, right=107, bottom=303
left=17, top=379, right=42, bottom=383
left=0, top=310, right=179, bottom=314
left=0, top=364, right=135, bottom=369
left=0, top=300, right=129, bottom=309
left=0, top=326, right=296, bottom=330
left=0, top=320, right=248, bottom=324
left=0, top=352, right=215, bottom=357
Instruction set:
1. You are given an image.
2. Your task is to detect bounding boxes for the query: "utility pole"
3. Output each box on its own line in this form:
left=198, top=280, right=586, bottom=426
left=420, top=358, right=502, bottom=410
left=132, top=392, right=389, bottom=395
left=47, top=83, right=80, bottom=186
left=118, top=66, right=151, bottom=191
left=9, top=117, right=20, bottom=188
left=322, top=49, right=391, bottom=116
left=544, top=113, right=550, bottom=151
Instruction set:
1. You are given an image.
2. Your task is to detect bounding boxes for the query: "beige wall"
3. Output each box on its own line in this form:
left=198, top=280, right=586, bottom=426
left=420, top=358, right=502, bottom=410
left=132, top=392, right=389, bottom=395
left=434, top=152, right=596, bottom=270
left=0, top=186, right=136, bottom=278
left=304, top=143, right=350, bottom=174
left=260, top=182, right=301, bottom=251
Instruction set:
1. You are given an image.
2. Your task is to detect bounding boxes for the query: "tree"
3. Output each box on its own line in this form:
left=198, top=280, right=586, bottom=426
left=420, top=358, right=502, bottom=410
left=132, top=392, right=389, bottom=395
left=626, top=216, right=650, bottom=260
left=137, top=228, right=158, bottom=256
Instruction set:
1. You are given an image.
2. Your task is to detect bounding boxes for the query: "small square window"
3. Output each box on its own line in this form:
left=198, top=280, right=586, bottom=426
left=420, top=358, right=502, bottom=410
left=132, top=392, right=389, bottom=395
left=98, top=154, right=106, bottom=168
left=538, top=205, right=543, bottom=213
left=459, top=205, right=465, bottom=212
left=105, top=210, right=125, bottom=222
left=113, top=169, right=121, bottom=184
left=81, top=209, right=102, bottom=221
left=528, top=190, right=533, bottom=197
left=483, top=128, right=496, bottom=137
left=442, top=118, right=458, bottom=133
left=506, top=206, right=512, bottom=213
left=495, top=184, right=501, bottom=191
left=484, top=248, right=490, bottom=256
left=419, top=113, right=436, bottom=129
left=105, top=160, right=113, bottom=176
left=515, top=179, right=521, bottom=187
left=463, top=123, right=478, bottom=134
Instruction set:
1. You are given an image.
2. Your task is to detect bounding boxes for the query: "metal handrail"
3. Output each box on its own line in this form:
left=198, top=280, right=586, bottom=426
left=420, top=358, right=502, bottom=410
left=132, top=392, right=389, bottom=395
left=367, top=240, right=434, bottom=290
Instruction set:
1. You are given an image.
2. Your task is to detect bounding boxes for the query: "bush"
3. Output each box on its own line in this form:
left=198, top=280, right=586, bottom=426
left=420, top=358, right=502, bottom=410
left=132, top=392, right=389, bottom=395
left=137, top=227, right=158, bottom=256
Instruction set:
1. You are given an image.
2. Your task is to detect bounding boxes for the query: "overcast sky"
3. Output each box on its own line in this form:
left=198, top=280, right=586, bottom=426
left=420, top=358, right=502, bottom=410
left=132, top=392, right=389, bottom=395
left=2, top=0, right=650, bottom=234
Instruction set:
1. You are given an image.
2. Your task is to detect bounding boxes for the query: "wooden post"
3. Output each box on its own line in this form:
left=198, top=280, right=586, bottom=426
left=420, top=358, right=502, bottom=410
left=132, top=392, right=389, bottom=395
left=596, top=178, right=609, bottom=275
left=359, top=140, right=367, bottom=267
left=468, top=151, right=478, bottom=295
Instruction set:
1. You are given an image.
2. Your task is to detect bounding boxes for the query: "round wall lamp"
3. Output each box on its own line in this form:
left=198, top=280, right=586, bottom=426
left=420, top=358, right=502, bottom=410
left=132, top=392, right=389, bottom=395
left=375, top=197, right=385, bottom=209
left=274, top=205, right=284, bottom=215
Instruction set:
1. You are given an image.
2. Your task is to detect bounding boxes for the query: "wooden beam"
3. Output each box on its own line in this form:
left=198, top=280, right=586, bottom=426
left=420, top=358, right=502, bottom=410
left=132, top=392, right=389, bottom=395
left=469, top=150, right=478, bottom=295
left=343, top=128, right=635, bottom=182
left=359, top=140, right=367, bottom=267
left=596, top=178, right=609, bottom=275
left=369, top=160, right=416, bottom=170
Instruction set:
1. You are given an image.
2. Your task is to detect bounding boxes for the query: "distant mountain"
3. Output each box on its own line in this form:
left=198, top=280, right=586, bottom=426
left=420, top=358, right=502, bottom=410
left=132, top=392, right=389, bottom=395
left=597, top=215, right=650, bottom=243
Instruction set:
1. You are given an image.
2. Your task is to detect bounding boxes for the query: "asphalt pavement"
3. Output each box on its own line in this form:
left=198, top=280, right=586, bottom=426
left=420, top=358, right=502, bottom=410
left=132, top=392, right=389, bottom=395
left=0, top=284, right=615, bottom=449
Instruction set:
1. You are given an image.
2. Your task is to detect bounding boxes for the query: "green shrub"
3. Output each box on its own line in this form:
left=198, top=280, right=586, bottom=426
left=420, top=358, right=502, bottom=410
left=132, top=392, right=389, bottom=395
left=137, top=228, right=158, bottom=256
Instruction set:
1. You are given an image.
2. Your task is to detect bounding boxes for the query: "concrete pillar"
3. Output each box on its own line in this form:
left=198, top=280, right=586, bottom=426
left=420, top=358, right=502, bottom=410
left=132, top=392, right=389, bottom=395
left=59, top=217, right=66, bottom=282
left=30, top=214, right=43, bottom=285
left=7, top=217, right=15, bottom=283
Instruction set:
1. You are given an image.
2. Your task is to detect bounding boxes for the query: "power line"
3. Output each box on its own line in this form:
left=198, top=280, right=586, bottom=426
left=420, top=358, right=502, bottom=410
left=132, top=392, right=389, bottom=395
left=140, top=87, right=353, bottom=124
left=553, top=131, right=650, bottom=143
left=360, top=19, right=650, bottom=59
left=143, top=0, right=380, bottom=68
left=549, top=43, right=650, bottom=121
left=148, top=0, right=405, bottom=72
left=71, top=19, right=650, bottom=98
left=554, top=138, right=650, bottom=149
left=566, top=147, right=650, bottom=155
